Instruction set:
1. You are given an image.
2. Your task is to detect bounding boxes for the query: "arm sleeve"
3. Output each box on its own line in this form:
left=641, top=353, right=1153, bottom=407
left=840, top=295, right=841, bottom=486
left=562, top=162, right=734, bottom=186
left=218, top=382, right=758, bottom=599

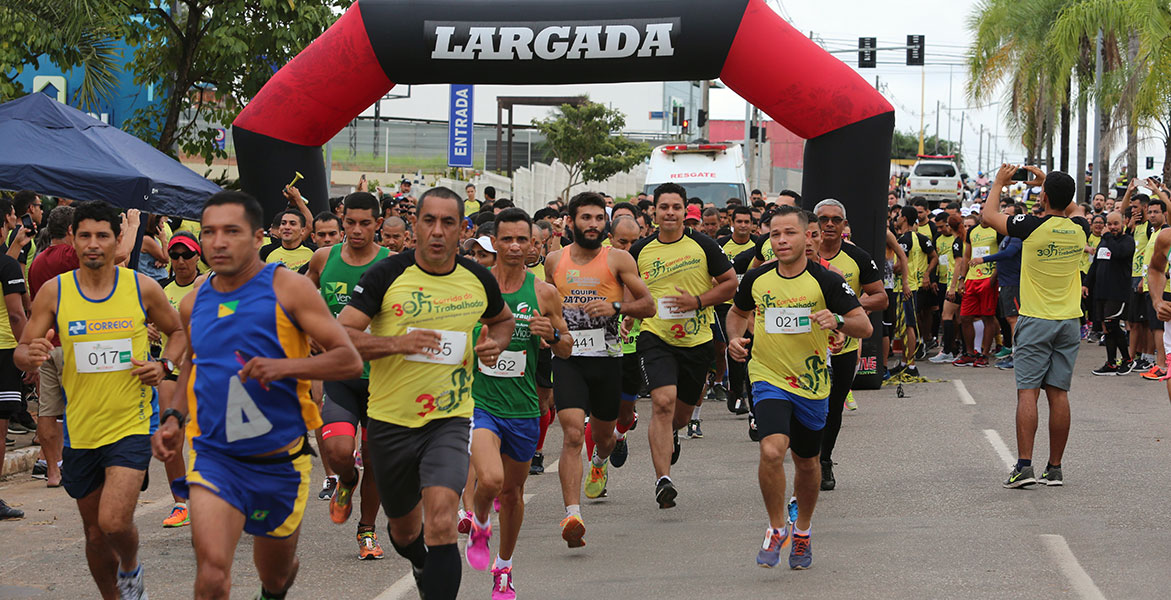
left=733, top=266, right=765, bottom=312
left=458, top=256, right=506, bottom=319
left=0, top=258, right=25, bottom=296
left=754, top=236, right=769, bottom=261
left=917, top=233, right=935, bottom=255
left=732, top=247, right=756, bottom=274
left=628, top=235, right=652, bottom=262
left=348, top=254, right=411, bottom=318
left=692, top=230, right=734, bottom=277
left=842, top=244, right=881, bottom=285
left=1005, top=214, right=1044, bottom=239
left=1071, top=216, right=1091, bottom=237
left=258, top=242, right=276, bottom=261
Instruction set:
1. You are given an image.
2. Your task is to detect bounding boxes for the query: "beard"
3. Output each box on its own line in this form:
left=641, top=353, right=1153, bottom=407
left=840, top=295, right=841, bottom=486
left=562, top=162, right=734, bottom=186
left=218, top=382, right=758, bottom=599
left=574, top=224, right=603, bottom=250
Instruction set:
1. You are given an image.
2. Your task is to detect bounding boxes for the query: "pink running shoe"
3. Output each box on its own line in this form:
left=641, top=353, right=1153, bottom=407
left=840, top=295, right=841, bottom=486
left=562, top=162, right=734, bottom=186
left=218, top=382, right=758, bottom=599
left=457, top=509, right=473, bottom=535
left=466, top=520, right=492, bottom=571
left=491, top=565, right=516, bottom=599
left=493, top=497, right=501, bottom=513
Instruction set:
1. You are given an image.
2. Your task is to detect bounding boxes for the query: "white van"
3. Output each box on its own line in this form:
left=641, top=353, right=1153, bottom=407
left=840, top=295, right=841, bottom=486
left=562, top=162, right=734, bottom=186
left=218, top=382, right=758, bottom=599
left=644, top=143, right=748, bottom=207
left=906, top=155, right=964, bottom=205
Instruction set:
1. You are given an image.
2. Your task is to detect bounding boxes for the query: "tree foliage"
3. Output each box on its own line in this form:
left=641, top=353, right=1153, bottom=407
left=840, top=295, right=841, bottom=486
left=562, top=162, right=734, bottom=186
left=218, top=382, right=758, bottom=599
left=891, top=130, right=961, bottom=163
left=533, top=101, right=651, bottom=202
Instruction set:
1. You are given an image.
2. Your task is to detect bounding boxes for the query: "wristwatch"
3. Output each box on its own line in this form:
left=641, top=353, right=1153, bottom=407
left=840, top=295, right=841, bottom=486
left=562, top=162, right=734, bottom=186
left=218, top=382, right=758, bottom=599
left=611, top=301, right=622, bottom=315
left=160, top=357, right=176, bottom=373
left=833, top=314, right=845, bottom=330
left=551, top=329, right=562, bottom=344
left=161, top=408, right=185, bottom=428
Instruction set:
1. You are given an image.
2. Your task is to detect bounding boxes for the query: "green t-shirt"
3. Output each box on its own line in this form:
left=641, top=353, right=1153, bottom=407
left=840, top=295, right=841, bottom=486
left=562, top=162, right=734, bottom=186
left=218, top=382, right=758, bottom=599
left=320, top=243, right=389, bottom=378
left=472, top=270, right=541, bottom=418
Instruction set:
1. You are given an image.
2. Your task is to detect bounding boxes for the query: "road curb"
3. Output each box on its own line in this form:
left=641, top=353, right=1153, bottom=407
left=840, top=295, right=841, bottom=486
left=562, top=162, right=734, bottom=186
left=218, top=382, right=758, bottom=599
left=3, top=446, right=38, bottom=478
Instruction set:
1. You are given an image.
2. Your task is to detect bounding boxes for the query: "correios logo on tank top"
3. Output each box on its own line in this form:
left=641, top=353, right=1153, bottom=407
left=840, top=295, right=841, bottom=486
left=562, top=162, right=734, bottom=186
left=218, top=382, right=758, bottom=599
left=68, top=319, right=134, bottom=335
left=392, top=289, right=485, bottom=318
left=428, top=20, right=677, bottom=61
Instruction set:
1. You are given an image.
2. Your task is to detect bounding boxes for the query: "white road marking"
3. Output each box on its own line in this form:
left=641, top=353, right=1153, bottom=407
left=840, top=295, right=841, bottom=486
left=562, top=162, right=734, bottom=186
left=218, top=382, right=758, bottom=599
left=982, top=429, right=1015, bottom=469
left=372, top=572, right=416, bottom=600
left=1040, top=534, right=1108, bottom=600
left=954, top=379, right=976, bottom=405
left=523, top=493, right=534, bottom=503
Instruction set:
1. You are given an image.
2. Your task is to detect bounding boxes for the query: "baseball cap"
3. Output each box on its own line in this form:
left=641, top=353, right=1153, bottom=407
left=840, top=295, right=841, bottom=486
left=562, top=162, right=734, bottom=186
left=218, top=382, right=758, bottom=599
left=684, top=206, right=702, bottom=223
left=168, top=231, right=201, bottom=255
left=462, top=235, right=495, bottom=254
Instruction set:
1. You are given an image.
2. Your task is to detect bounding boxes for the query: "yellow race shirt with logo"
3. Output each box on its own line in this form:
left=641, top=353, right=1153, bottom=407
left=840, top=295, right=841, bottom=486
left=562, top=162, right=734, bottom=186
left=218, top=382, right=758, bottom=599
left=734, top=261, right=861, bottom=400
left=916, top=221, right=936, bottom=242
left=348, top=251, right=505, bottom=427
left=966, top=225, right=1000, bottom=281
left=718, top=234, right=758, bottom=305
left=629, top=228, right=734, bottom=347
left=894, top=232, right=934, bottom=292
left=754, top=235, right=777, bottom=263
left=935, top=234, right=955, bottom=279
left=159, top=277, right=196, bottom=371
left=1006, top=214, right=1091, bottom=320
left=1141, top=226, right=1170, bottom=293
left=824, top=243, right=881, bottom=355
left=1132, top=223, right=1151, bottom=278
left=262, top=243, right=315, bottom=272
left=1081, top=234, right=1101, bottom=274
left=57, top=267, right=154, bottom=449
left=0, top=255, right=26, bottom=349
left=528, top=261, right=545, bottom=282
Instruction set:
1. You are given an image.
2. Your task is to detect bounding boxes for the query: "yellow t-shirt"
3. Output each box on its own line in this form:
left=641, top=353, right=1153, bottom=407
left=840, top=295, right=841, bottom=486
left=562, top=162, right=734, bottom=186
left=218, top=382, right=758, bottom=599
left=734, top=261, right=861, bottom=400
left=262, top=243, right=315, bottom=272
left=1082, top=234, right=1101, bottom=274
left=895, top=231, right=933, bottom=292
left=935, top=234, right=955, bottom=279
left=347, top=251, right=505, bottom=427
left=57, top=268, right=154, bottom=449
left=719, top=234, right=758, bottom=305
left=824, top=243, right=881, bottom=355
left=966, top=225, right=1000, bottom=281
left=1006, top=214, right=1091, bottom=320
left=1141, top=226, right=1170, bottom=293
left=1132, top=222, right=1151, bottom=278
left=0, top=255, right=25, bottom=349
left=629, top=228, right=734, bottom=347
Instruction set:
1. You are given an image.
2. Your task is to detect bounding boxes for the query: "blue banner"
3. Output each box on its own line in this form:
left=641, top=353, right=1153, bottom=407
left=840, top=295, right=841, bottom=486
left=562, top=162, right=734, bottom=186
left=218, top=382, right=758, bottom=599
left=448, top=84, right=474, bottom=168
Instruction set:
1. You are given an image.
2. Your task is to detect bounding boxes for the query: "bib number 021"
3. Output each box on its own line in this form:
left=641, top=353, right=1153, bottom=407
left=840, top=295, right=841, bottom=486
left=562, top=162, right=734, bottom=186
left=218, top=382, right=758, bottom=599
left=764, top=307, right=812, bottom=334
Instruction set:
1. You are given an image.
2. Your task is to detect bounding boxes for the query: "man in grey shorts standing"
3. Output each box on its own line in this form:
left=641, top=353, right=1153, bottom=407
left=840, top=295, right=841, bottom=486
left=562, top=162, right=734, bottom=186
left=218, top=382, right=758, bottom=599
left=981, top=164, right=1090, bottom=489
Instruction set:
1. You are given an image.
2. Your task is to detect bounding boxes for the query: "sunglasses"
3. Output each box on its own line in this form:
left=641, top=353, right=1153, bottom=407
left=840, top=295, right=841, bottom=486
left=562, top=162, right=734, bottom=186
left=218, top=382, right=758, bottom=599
left=817, top=215, right=844, bottom=224
left=169, top=250, right=198, bottom=261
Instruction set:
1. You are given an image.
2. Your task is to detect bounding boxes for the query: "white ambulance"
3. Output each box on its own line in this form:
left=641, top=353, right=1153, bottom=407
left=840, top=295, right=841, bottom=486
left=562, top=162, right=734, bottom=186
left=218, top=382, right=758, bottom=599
left=644, top=143, right=748, bottom=207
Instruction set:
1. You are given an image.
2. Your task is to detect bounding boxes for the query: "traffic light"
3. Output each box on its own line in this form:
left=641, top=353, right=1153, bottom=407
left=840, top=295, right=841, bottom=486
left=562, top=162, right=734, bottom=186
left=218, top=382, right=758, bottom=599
left=697, top=109, right=708, bottom=128
left=1147, top=156, right=1155, bottom=170
left=682, top=118, right=690, bottom=132
left=671, top=105, right=685, bottom=126
left=907, top=35, right=924, bottom=66
left=858, top=37, right=876, bottom=68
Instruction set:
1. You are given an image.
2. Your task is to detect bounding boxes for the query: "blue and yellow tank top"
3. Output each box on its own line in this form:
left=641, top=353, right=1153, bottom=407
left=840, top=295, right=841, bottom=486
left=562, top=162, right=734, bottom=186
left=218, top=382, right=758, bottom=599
left=58, top=267, right=156, bottom=449
left=187, top=263, right=320, bottom=456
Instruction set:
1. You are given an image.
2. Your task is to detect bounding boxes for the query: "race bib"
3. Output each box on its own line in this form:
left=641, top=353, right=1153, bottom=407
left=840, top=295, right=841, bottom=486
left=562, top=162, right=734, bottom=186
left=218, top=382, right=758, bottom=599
left=939, top=254, right=949, bottom=266
left=764, top=307, right=812, bottom=334
left=973, top=246, right=991, bottom=259
left=74, top=338, right=133, bottom=373
left=1096, top=247, right=1111, bottom=260
left=478, top=349, right=526, bottom=378
left=404, top=328, right=467, bottom=366
left=657, top=297, right=696, bottom=320
left=570, top=328, right=605, bottom=356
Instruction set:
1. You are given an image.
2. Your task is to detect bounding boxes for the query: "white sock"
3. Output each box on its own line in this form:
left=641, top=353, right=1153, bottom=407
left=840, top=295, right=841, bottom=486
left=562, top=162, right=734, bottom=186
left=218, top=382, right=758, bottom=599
left=591, top=453, right=606, bottom=467
left=691, top=405, right=701, bottom=420
left=657, top=475, right=672, bottom=485
left=473, top=513, right=490, bottom=529
left=793, top=525, right=811, bottom=536
left=565, top=504, right=581, bottom=519
left=495, top=555, right=513, bottom=569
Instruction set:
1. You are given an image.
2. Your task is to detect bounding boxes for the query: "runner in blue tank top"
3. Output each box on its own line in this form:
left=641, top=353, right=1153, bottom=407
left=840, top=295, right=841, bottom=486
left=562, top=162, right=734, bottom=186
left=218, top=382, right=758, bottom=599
left=151, top=192, right=361, bottom=600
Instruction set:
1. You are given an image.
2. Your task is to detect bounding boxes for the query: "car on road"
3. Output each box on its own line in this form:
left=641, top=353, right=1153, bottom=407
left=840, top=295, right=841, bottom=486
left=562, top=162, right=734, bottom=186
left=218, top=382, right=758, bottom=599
left=907, top=154, right=963, bottom=205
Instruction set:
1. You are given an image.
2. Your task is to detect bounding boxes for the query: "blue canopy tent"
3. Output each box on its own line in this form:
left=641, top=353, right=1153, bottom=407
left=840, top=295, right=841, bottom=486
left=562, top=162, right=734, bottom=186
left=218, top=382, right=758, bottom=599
left=0, top=93, right=220, bottom=219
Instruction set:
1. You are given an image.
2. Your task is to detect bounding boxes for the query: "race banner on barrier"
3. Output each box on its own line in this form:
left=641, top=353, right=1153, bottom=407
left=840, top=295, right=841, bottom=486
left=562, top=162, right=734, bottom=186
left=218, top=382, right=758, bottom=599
left=448, top=84, right=474, bottom=168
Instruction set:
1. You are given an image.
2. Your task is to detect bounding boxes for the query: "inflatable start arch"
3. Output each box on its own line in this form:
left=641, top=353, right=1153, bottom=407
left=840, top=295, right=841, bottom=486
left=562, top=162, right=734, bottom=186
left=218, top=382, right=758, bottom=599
left=232, top=0, right=896, bottom=384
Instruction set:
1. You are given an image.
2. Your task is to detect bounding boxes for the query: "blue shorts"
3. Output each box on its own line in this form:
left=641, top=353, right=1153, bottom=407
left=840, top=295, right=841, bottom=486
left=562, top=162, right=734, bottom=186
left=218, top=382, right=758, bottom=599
left=751, top=381, right=829, bottom=431
left=175, top=443, right=313, bottom=539
left=62, top=434, right=152, bottom=500
left=473, top=407, right=539, bottom=464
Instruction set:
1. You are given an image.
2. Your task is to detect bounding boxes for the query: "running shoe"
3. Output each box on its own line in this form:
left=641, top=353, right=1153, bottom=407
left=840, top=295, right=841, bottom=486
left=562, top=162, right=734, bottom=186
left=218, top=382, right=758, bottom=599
left=1142, top=366, right=1167, bottom=381
left=611, top=434, right=629, bottom=468
left=689, top=419, right=704, bottom=439
left=491, top=565, right=516, bottom=600
left=952, top=353, right=977, bottom=367
left=1117, top=360, right=1135, bottom=375
left=318, top=476, right=337, bottom=501
left=1092, top=362, right=1120, bottom=376
left=458, top=509, right=473, bottom=535
left=494, top=497, right=501, bottom=513
left=1132, top=358, right=1151, bottom=372
left=5, top=437, right=13, bottom=447
left=748, top=415, right=760, bottom=442
left=7, top=422, right=28, bottom=434
left=734, top=398, right=750, bottom=415
left=820, top=460, right=835, bottom=491
left=789, top=532, right=813, bottom=569
left=995, top=358, right=1014, bottom=370
left=755, top=526, right=790, bottom=568
left=466, top=520, right=492, bottom=570
left=529, top=451, right=544, bottom=475
left=655, top=478, right=677, bottom=509
left=787, top=497, right=798, bottom=525
left=584, top=460, right=608, bottom=499
left=711, top=383, right=729, bottom=406
left=31, top=459, right=47, bottom=478
left=0, top=499, right=23, bottom=520
left=628, top=412, right=639, bottom=430
left=162, top=503, right=189, bottom=528
left=993, top=346, right=1013, bottom=359
left=329, top=476, right=356, bottom=524
left=844, top=391, right=857, bottom=411
left=889, top=361, right=907, bottom=375
left=914, top=343, right=927, bottom=360
left=1039, top=465, right=1064, bottom=486
left=1003, top=465, right=1037, bottom=489
left=928, top=351, right=955, bottom=364
left=972, top=356, right=989, bottom=368
left=903, top=365, right=920, bottom=378
left=116, top=564, right=146, bottom=600
left=727, top=389, right=740, bottom=413
left=560, top=514, right=586, bottom=548
left=358, top=529, right=385, bottom=560
left=671, top=429, right=681, bottom=465
left=685, top=420, right=696, bottom=439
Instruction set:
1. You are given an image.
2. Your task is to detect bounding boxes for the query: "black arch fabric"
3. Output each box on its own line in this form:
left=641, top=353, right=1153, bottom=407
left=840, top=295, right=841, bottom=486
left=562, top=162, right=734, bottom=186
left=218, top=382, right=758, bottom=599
left=232, top=0, right=896, bottom=385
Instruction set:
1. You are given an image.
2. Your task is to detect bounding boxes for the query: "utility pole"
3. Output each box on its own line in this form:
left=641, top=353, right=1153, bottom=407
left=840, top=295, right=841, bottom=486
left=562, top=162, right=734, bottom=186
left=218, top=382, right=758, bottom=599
left=947, top=65, right=953, bottom=152
left=934, top=100, right=941, bottom=154
left=700, top=80, right=711, bottom=140
left=977, top=124, right=984, bottom=173
left=957, top=112, right=965, bottom=168
left=918, top=65, right=926, bottom=155
left=744, top=104, right=754, bottom=187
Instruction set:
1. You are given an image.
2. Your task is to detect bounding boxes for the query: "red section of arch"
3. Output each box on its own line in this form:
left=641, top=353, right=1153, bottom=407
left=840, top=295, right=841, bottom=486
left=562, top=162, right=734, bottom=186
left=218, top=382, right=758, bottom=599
left=719, top=0, right=893, bottom=140
left=233, top=3, right=393, bottom=146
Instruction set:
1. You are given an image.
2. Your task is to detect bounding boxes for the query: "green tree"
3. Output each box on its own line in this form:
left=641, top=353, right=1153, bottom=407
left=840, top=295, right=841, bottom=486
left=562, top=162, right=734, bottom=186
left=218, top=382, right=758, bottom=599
left=533, top=101, right=651, bottom=202
left=891, top=130, right=961, bottom=163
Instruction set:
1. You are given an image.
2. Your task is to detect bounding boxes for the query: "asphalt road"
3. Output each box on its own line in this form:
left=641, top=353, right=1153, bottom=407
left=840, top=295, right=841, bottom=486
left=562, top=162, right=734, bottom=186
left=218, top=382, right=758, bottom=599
left=1, top=339, right=1168, bottom=599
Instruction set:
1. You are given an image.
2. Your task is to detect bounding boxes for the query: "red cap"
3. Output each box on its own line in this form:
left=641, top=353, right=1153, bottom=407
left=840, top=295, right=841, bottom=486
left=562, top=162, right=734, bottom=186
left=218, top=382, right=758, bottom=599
left=684, top=205, right=702, bottom=222
left=168, top=234, right=201, bottom=255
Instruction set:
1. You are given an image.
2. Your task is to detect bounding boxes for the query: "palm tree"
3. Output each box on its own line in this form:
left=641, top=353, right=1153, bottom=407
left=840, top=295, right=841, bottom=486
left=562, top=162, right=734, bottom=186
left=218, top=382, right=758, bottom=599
left=0, top=0, right=123, bottom=111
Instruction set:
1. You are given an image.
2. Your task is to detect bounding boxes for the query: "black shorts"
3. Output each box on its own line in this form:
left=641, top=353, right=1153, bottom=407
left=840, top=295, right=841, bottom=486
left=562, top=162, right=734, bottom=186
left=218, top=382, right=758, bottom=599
left=915, top=288, right=936, bottom=311
left=366, top=417, right=471, bottom=519
left=637, top=331, right=713, bottom=406
left=61, top=434, right=152, bottom=499
left=752, top=398, right=823, bottom=459
left=998, top=285, right=1020, bottom=318
left=1148, top=291, right=1171, bottom=331
left=883, top=290, right=896, bottom=336
left=321, top=378, right=369, bottom=439
left=1129, top=287, right=1147, bottom=323
left=553, top=356, right=622, bottom=422
left=621, top=352, right=642, bottom=398
left=536, top=348, right=553, bottom=389
left=1097, top=299, right=1126, bottom=322
left=712, top=304, right=730, bottom=344
left=0, top=348, right=21, bottom=420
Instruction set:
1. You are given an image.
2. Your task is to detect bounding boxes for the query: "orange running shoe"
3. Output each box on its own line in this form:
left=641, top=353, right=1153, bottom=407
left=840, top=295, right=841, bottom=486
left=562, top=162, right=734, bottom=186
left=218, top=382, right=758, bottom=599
left=330, top=478, right=356, bottom=524
left=162, top=503, right=189, bottom=528
left=357, top=529, right=385, bottom=560
left=560, top=514, right=585, bottom=548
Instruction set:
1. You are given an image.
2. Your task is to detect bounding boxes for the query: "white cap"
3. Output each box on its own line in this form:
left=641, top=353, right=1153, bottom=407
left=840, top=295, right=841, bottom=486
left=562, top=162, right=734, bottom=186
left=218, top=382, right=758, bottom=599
left=961, top=207, right=974, bottom=216
left=462, top=235, right=495, bottom=253
left=931, top=208, right=944, bottom=216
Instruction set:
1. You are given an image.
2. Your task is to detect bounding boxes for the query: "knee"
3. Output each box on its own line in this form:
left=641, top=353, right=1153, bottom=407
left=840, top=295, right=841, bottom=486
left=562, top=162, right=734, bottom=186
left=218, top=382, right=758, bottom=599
left=423, top=511, right=457, bottom=544
left=561, top=426, right=584, bottom=448
left=194, top=561, right=232, bottom=599
left=83, top=522, right=106, bottom=546
left=97, top=512, right=132, bottom=536
left=590, top=422, right=614, bottom=443
left=793, top=456, right=820, bottom=474
left=650, top=396, right=673, bottom=416
left=258, top=558, right=297, bottom=595
left=759, top=440, right=787, bottom=465
left=387, top=520, right=421, bottom=546
left=498, top=485, right=523, bottom=507
left=322, top=444, right=353, bottom=471
left=477, top=470, right=504, bottom=498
